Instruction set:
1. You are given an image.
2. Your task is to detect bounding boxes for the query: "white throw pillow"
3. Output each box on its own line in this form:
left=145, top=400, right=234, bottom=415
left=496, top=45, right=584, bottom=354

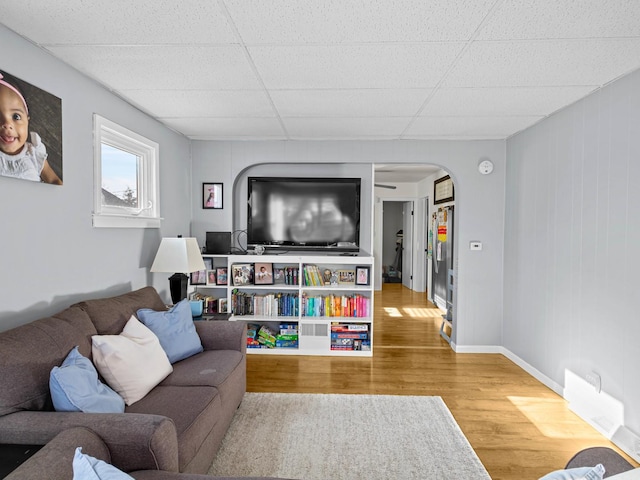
left=92, top=316, right=172, bottom=406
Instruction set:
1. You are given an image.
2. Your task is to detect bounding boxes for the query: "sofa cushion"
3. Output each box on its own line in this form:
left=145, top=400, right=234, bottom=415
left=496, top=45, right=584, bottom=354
left=0, top=306, right=96, bottom=416
left=92, top=317, right=173, bottom=406
left=50, top=346, right=124, bottom=413
left=125, top=385, right=220, bottom=472
left=74, top=287, right=168, bottom=336
left=160, top=350, right=244, bottom=389
left=73, top=447, right=134, bottom=480
left=136, top=299, right=203, bottom=363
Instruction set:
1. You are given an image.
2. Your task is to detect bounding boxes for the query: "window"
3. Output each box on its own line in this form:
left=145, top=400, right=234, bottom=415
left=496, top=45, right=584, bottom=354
left=93, top=115, right=160, bottom=228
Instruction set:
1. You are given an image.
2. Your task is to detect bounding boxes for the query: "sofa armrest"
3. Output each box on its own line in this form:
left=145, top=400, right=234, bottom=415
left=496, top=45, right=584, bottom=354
left=0, top=411, right=179, bottom=473
left=5, top=426, right=110, bottom=480
left=195, top=320, right=246, bottom=354
left=565, top=447, right=635, bottom=478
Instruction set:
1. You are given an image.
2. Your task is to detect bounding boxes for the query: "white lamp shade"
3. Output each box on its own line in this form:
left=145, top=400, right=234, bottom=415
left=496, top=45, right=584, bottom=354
left=150, top=237, right=206, bottom=274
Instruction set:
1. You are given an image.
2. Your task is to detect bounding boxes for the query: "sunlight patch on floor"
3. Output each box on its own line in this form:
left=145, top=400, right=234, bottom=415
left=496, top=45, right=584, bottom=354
left=383, top=307, right=403, bottom=317
left=402, top=307, right=440, bottom=318
left=508, top=396, right=589, bottom=439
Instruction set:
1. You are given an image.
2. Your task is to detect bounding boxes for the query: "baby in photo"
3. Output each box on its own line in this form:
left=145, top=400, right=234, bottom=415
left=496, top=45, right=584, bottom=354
left=0, top=72, right=62, bottom=185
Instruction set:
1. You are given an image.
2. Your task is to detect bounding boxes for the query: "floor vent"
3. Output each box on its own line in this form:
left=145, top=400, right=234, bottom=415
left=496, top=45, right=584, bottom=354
left=300, top=323, right=328, bottom=337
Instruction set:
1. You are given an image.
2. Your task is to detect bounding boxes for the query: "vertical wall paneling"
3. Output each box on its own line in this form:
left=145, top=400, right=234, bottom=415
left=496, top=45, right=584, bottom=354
left=505, top=68, right=640, bottom=437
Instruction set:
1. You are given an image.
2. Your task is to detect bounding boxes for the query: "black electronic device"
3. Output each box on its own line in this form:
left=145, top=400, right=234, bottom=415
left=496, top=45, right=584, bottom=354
left=205, top=231, right=232, bottom=254
left=247, top=177, right=361, bottom=252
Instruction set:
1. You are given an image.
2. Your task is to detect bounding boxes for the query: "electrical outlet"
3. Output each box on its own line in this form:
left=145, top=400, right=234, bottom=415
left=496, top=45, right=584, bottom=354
left=586, top=372, right=602, bottom=393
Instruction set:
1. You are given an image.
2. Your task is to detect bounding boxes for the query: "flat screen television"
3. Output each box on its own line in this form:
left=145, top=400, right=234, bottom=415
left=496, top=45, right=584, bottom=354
left=247, top=177, right=361, bottom=252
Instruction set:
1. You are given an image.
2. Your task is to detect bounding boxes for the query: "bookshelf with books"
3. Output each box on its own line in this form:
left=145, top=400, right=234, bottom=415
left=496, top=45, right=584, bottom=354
left=226, top=254, right=374, bottom=357
left=188, top=254, right=229, bottom=318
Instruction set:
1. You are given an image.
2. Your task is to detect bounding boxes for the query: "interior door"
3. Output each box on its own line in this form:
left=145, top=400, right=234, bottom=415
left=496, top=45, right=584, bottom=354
left=402, top=201, right=413, bottom=289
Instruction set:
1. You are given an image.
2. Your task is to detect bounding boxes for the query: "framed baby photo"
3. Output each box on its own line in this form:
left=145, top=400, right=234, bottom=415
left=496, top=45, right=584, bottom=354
left=203, top=182, right=223, bottom=209
left=0, top=70, right=63, bottom=185
left=254, top=262, right=274, bottom=285
left=355, top=266, right=370, bottom=286
left=206, top=270, right=217, bottom=286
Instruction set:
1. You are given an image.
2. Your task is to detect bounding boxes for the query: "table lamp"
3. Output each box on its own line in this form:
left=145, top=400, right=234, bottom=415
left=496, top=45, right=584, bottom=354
left=150, top=236, right=206, bottom=304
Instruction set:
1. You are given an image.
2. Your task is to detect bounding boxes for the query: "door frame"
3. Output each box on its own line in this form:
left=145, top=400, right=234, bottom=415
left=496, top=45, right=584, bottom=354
left=374, top=197, right=427, bottom=293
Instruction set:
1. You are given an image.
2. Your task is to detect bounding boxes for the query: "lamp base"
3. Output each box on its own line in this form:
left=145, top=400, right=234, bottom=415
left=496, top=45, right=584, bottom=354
left=168, top=273, right=189, bottom=304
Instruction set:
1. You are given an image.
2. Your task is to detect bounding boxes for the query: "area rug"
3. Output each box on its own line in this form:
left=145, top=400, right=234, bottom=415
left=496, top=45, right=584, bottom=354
left=208, top=393, right=490, bottom=479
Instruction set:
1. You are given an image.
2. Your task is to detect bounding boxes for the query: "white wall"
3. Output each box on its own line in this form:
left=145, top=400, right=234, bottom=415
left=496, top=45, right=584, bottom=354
left=0, top=25, right=192, bottom=332
left=505, top=69, right=640, bottom=439
left=191, top=140, right=507, bottom=348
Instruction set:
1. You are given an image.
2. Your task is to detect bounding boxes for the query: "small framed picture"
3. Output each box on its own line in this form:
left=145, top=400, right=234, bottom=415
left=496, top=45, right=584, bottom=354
left=337, top=269, right=356, bottom=285
left=216, top=267, right=228, bottom=285
left=203, top=257, right=213, bottom=271
left=190, top=270, right=206, bottom=285
left=232, top=264, right=254, bottom=286
left=434, top=175, right=454, bottom=205
left=218, top=297, right=228, bottom=314
left=356, top=266, right=370, bottom=286
left=254, top=262, right=274, bottom=285
left=203, top=182, right=223, bottom=209
left=206, top=270, right=217, bottom=286
left=273, top=267, right=285, bottom=285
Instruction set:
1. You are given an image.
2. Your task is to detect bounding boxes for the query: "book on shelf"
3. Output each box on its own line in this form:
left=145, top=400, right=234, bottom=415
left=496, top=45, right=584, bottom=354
left=232, top=290, right=299, bottom=317
left=300, top=293, right=370, bottom=318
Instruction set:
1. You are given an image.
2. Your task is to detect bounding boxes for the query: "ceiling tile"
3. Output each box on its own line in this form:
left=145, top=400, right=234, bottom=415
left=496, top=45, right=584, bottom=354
left=479, top=0, right=640, bottom=40
left=270, top=89, right=430, bottom=117
left=2, top=0, right=237, bottom=44
left=47, top=45, right=262, bottom=90
left=120, top=89, right=276, bottom=118
left=3, top=2, right=640, bottom=142
left=161, top=117, right=286, bottom=139
left=283, top=117, right=412, bottom=139
left=422, top=86, right=598, bottom=116
left=405, top=115, right=543, bottom=138
left=225, top=0, right=495, bottom=43
left=249, top=44, right=465, bottom=89
left=444, top=39, right=640, bottom=87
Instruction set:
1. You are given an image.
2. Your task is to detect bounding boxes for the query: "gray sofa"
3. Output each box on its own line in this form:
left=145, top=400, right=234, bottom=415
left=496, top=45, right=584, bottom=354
left=5, top=426, right=287, bottom=480
left=0, top=287, right=247, bottom=475
left=565, top=447, right=636, bottom=478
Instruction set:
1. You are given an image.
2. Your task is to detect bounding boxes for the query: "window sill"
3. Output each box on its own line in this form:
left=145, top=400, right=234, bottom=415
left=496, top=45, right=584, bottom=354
left=92, top=214, right=162, bottom=229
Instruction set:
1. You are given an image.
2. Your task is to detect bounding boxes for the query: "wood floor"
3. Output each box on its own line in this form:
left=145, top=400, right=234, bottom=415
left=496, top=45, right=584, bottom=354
left=246, top=283, right=635, bottom=479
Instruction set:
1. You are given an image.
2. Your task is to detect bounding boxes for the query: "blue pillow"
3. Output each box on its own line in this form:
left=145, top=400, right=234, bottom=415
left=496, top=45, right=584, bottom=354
left=539, top=464, right=605, bottom=480
left=50, top=346, right=125, bottom=413
left=72, top=447, right=134, bottom=479
left=136, top=299, right=203, bottom=363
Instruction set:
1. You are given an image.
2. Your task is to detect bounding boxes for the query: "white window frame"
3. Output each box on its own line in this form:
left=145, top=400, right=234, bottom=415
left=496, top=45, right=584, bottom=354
left=93, top=115, right=161, bottom=228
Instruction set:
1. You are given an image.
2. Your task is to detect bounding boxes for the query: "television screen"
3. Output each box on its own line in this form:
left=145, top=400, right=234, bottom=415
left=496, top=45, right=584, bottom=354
left=247, top=177, right=361, bottom=251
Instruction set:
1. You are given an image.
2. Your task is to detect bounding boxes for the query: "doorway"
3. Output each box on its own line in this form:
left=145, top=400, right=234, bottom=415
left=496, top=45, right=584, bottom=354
left=381, top=200, right=413, bottom=288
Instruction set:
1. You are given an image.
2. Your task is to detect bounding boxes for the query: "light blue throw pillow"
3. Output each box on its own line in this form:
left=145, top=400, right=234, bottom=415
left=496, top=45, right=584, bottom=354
left=539, top=464, right=606, bottom=480
left=136, top=299, right=203, bottom=363
left=72, top=447, right=134, bottom=480
left=50, top=346, right=125, bottom=413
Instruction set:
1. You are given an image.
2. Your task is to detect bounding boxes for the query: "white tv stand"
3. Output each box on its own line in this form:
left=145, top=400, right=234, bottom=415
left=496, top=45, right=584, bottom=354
left=191, top=253, right=374, bottom=357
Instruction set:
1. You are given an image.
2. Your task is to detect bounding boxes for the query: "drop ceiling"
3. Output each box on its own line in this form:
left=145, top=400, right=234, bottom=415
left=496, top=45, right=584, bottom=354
left=3, top=0, right=640, bottom=143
